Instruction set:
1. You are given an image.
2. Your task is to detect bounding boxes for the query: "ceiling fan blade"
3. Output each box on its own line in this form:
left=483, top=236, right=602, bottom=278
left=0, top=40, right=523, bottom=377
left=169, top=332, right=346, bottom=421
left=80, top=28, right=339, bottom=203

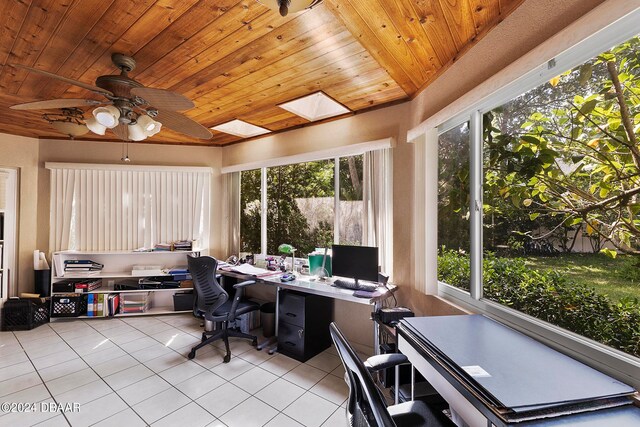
left=131, top=87, right=195, bottom=111
left=111, top=123, right=129, bottom=141
left=10, top=98, right=103, bottom=110
left=11, top=64, right=113, bottom=96
left=155, top=110, right=212, bottom=140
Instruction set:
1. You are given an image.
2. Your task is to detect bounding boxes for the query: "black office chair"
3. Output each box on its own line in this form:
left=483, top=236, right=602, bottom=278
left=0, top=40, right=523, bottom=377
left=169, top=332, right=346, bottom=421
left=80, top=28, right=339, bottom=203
left=330, top=322, right=450, bottom=427
left=187, top=255, right=259, bottom=363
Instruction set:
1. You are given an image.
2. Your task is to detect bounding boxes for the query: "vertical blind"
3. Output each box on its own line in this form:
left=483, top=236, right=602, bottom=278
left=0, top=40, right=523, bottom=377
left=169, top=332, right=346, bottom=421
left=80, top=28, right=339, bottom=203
left=363, top=148, right=393, bottom=278
left=47, top=163, right=211, bottom=252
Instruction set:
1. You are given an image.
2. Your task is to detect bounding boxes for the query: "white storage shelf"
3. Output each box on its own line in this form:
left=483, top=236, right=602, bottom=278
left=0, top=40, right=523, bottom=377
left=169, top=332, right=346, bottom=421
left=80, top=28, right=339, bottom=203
left=51, top=249, right=204, bottom=319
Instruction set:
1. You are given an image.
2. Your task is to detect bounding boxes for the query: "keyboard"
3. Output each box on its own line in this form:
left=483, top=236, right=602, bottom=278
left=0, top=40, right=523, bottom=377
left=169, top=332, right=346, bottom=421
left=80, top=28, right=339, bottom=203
left=333, top=278, right=378, bottom=292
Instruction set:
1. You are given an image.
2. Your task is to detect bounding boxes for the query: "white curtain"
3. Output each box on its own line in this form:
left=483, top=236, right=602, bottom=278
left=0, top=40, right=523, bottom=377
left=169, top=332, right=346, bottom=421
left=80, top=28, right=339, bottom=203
left=48, top=164, right=211, bottom=252
left=363, top=148, right=393, bottom=279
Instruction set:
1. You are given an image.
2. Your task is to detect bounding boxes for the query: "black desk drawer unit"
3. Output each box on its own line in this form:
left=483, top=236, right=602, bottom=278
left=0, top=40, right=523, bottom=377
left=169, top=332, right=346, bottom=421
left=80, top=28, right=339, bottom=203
left=277, top=290, right=332, bottom=362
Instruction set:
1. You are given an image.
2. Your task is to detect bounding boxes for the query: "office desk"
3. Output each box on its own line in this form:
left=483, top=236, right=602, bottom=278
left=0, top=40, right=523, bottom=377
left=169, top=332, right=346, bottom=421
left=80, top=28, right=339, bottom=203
left=397, top=315, right=639, bottom=427
left=218, top=269, right=396, bottom=352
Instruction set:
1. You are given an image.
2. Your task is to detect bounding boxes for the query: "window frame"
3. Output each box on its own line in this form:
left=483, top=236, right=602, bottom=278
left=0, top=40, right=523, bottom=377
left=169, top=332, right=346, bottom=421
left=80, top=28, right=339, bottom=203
left=433, top=8, right=640, bottom=388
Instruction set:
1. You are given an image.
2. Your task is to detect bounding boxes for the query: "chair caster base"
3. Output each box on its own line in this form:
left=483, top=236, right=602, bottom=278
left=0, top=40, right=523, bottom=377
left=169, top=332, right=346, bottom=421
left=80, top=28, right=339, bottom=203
left=188, top=350, right=196, bottom=360
left=252, top=338, right=258, bottom=346
left=201, top=333, right=207, bottom=343
left=223, top=354, right=231, bottom=363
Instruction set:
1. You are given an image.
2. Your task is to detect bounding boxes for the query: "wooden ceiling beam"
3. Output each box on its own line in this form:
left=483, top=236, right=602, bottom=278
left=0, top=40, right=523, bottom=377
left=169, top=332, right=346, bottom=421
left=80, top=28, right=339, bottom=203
left=62, top=0, right=234, bottom=99
left=323, top=0, right=416, bottom=95
left=166, top=5, right=337, bottom=98
left=0, top=0, right=74, bottom=95
left=183, top=29, right=363, bottom=110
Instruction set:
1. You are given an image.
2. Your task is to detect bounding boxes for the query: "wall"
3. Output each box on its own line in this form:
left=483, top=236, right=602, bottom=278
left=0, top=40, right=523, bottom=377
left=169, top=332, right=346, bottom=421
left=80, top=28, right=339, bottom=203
left=0, top=133, right=40, bottom=296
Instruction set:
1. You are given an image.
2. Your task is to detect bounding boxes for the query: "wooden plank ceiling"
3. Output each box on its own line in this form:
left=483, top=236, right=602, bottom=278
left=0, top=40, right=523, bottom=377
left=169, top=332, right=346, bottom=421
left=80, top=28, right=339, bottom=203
left=0, top=0, right=523, bottom=146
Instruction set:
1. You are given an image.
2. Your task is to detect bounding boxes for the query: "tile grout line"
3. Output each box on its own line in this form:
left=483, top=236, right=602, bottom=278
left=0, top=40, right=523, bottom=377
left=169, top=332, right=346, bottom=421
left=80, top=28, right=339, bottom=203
left=9, top=314, right=349, bottom=426
left=7, top=326, right=72, bottom=426
left=82, top=317, right=198, bottom=426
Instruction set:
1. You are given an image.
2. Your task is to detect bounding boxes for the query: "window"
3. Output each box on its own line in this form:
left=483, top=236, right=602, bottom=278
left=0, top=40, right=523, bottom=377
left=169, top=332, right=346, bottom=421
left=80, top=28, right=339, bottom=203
left=47, top=164, right=211, bottom=252
left=437, top=122, right=470, bottom=292
left=239, top=168, right=261, bottom=254
left=266, top=160, right=335, bottom=255
left=436, top=30, right=640, bottom=362
left=338, top=156, right=364, bottom=245
left=240, top=154, right=366, bottom=256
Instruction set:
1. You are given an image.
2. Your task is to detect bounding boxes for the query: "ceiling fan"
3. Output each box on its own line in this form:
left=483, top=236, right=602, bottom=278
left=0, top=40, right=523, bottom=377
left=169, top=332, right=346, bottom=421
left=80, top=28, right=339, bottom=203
left=10, top=53, right=212, bottom=141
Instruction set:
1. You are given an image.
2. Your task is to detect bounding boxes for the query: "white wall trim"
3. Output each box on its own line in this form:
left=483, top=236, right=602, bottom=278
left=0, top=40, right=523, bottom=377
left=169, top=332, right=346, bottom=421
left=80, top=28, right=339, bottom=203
left=221, top=138, right=395, bottom=173
left=45, top=162, right=212, bottom=174
left=407, top=0, right=640, bottom=141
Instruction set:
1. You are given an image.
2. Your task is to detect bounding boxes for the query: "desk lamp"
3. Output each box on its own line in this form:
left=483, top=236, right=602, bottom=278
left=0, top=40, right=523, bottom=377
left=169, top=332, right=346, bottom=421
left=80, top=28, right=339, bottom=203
left=278, top=243, right=296, bottom=274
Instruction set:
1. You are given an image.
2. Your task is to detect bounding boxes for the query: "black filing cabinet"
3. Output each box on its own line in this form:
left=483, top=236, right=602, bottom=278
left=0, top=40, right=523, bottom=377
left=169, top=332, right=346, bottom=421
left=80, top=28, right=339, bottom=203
left=277, top=290, right=333, bottom=362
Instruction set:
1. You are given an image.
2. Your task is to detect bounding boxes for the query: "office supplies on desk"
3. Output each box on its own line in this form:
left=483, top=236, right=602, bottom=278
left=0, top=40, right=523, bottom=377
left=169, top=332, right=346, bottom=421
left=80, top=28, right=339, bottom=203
left=223, top=263, right=273, bottom=276
left=333, top=278, right=378, bottom=292
left=280, top=272, right=295, bottom=282
left=308, top=248, right=331, bottom=277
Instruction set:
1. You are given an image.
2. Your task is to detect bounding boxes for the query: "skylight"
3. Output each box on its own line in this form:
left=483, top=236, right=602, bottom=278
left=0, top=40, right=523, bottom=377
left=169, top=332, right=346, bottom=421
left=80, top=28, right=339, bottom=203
left=211, top=119, right=271, bottom=138
left=278, top=92, right=350, bottom=122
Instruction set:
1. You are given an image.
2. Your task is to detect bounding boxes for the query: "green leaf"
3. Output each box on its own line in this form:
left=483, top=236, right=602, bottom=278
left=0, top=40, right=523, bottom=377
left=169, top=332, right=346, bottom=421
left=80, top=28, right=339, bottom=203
left=600, top=248, right=618, bottom=259
left=578, top=63, right=593, bottom=86
left=580, top=99, right=598, bottom=115
left=568, top=218, right=583, bottom=226
left=523, top=198, right=533, bottom=207
left=529, top=213, right=540, bottom=220
left=520, top=135, right=540, bottom=145
left=608, top=117, right=621, bottom=130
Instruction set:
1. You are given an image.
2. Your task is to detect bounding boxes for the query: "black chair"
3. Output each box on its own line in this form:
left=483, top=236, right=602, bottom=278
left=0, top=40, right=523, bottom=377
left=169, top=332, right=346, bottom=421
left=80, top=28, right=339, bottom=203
left=330, top=322, right=450, bottom=427
left=187, top=255, right=259, bottom=363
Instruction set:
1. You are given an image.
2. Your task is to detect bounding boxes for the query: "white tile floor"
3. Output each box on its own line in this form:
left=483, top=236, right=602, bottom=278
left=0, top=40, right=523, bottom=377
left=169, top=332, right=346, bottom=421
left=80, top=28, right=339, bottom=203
left=0, top=314, right=349, bottom=427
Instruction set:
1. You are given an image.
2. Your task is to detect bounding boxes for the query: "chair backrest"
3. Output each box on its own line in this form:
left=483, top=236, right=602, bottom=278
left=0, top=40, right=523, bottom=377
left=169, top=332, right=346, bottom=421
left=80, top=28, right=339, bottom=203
left=329, top=322, right=396, bottom=427
left=187, top=255, right=228, bottom=317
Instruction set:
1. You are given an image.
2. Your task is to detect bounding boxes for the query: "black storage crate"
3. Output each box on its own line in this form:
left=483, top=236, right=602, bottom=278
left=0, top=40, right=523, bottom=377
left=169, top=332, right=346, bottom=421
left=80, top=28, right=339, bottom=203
left=51, top=294, right=87, bottom=317
left=2, top=298, right=50, bottom=331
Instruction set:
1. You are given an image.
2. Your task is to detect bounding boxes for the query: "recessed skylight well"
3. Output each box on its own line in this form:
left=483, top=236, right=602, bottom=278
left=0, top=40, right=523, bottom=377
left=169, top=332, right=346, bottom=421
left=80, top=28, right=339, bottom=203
left=279, top=92, right=350, bottom=122
left=211, top=119, right=271, bottom=138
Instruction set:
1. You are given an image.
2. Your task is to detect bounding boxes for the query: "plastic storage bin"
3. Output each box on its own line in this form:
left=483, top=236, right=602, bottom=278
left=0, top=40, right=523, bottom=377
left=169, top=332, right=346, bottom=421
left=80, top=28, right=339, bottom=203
left=2, top=298, right=50, bottom=330
left=51, top=294, right=87, bottom=317
left=120, top=292, right=151, bottom=313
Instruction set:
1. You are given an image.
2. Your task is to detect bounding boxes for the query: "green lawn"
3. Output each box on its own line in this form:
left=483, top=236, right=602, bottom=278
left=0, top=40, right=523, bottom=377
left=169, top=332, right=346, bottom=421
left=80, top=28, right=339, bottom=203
left=524, top=253, right=640, bottom=303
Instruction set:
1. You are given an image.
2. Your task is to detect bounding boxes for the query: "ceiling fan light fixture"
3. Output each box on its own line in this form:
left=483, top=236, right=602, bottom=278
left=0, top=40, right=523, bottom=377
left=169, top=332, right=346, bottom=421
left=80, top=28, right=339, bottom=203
left=93, top=105, right=120, bottom=128
left=137, top=114, right=162, bottom=136
left=257, top=0, right=322, bottom=16
left=128, top=122, right=147, bottom=141
left=50, top=121, right=89, bottom=138
left=85, top=116, right=107, bottom=135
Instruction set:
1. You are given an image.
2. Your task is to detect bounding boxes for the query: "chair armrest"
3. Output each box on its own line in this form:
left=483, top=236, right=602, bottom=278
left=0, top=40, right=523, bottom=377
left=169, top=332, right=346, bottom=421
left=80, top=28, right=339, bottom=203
left=233, top=280, right=256, bottom=289
left=364, top=353, right=409, bottom=372
left=228, top=280, right=256, bottom=318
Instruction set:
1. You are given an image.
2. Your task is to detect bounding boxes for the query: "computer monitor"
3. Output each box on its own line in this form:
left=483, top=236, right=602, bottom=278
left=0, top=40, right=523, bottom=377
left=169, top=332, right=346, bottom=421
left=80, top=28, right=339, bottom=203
left=331, top=244, right=379, bottom=283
